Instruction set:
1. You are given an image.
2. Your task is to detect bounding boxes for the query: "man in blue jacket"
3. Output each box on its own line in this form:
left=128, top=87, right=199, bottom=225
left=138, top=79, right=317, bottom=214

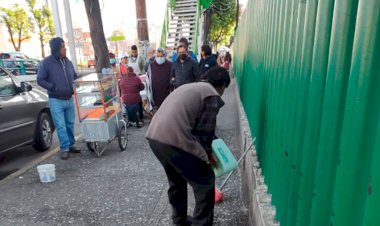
left=37, top=37, right=80, bottom=160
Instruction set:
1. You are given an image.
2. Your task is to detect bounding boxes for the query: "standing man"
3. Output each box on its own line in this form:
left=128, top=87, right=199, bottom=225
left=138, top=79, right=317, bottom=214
left=199, top=44, right=217, bottom=76
left=144, top=47, right=156, bottom=72
left=37, top=37, right=80, bottom=160
left=146, top=67, right=231, bottom=226
left=171, top=44, right=199, bottom=89
left=146, top=48, right=172, bottom=113
left=109, top=52, right=121, bottom=80
left=128, top=45, right=146, bottom=75
left=172, top=37, right=198, bottom=61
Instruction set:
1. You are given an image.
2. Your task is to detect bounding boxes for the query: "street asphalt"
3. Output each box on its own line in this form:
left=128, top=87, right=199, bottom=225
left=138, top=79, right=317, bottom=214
left=0, top=79, right=248, bottom=226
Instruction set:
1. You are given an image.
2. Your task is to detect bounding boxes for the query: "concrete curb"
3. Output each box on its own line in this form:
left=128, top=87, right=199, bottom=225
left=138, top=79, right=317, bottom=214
left=0, top=135, right=81, bottom=188
left=233, top=81, right=279, bottom=226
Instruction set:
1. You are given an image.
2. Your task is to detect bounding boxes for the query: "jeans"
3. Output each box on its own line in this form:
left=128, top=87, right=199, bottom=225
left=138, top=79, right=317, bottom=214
left=124, top=103, right=140, bottom=122
left=148, top=139, right=215, bottom=226
left=48, top=97, right=76, bottom=152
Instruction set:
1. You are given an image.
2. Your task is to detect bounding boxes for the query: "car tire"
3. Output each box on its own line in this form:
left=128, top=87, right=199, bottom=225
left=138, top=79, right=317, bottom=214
left=33, top=112, right=53, bottom=152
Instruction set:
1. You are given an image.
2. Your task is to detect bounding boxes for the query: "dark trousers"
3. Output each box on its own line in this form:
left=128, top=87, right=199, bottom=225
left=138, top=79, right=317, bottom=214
left=124, top=103, right=139, bottom=122
left=138, top=101, right=144, bottom=120
left=148, top=139, right=215, bottom=226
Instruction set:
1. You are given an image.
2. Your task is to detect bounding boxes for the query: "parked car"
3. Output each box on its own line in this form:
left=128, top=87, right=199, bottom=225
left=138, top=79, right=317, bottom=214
left=0, top=52, right=39, bottom=75
left=87, top=59, right=96, bottom=68
left=0, top=66, right=54, bottom=153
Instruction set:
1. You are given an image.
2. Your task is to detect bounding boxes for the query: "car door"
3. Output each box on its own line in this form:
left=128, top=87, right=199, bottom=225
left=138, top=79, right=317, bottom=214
left=0, top=69, right=37, bottom=152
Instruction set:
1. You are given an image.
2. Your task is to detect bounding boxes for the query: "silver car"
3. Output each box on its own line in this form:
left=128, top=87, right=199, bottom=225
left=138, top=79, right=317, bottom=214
left=0, top=67, right=54, bottom=153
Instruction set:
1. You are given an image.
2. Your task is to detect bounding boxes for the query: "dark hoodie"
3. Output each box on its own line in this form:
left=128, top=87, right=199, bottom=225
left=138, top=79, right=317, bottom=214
left=170, top=54, right=199, bottom=88
left=37, top=37, right=77, bottom=100
left=199, top=54, right=217, bottom=76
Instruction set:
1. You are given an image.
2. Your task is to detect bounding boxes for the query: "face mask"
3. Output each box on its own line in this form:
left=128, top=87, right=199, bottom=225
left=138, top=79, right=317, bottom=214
left=180, top=53, right=187, bottom=61
left=155, top=57, right=165, bottom=65
left=109, top=58, right=116, bottom=64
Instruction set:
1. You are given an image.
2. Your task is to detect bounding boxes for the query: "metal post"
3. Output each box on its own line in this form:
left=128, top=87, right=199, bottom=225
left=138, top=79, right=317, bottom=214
left=63, top=0, right=78, bottom=71
left=50, top=0, right=62, bottom=38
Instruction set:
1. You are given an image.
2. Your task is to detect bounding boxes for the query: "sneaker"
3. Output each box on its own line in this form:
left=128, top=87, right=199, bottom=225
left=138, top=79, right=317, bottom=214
left=60, top=151, right=69, bottom=160
left=69, top=146, right=81, bottom=153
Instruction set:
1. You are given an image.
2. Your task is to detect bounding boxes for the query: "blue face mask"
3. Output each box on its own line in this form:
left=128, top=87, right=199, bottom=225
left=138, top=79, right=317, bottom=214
left=155, top=57, right=165, bottom=65
left=109, top=58, right=116, bottom=64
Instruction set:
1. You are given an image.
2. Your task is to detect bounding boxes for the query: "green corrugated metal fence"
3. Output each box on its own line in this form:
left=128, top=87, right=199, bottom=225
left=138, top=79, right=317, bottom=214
left=233, top=0, right=380, bottom=225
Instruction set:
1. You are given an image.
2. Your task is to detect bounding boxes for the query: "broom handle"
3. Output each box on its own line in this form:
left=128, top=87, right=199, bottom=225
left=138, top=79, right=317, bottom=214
left=219, top=137, right=256, bottom=190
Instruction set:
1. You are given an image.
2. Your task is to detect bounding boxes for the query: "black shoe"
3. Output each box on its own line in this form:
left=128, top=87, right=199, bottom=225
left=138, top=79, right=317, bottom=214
left=174, top=216, right=193, bottom=226
left=60, top=151, right=69, bottom=160
left=69, top=146, right=81, bottom=153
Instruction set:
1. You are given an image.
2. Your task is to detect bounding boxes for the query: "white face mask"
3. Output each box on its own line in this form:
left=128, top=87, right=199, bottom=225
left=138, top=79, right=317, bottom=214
left=155, top=56, right=165, bottom=65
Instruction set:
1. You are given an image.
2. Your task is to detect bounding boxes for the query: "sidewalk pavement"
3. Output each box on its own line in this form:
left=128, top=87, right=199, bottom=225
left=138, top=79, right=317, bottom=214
left=0, top=80, right=248, bottom=226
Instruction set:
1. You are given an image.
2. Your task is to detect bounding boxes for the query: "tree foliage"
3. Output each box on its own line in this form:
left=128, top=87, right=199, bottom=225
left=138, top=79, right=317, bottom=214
left=0, top=4, right=34, bottom=51
left=26, top=0, right=55, bottom=58
left=209, top=0, right=236, bottom=49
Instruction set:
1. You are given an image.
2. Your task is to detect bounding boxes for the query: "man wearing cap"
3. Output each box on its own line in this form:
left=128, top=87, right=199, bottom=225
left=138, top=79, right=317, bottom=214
left=120, top=55, right=129, bottom=77
left=37, top=37, right=80, bottom=160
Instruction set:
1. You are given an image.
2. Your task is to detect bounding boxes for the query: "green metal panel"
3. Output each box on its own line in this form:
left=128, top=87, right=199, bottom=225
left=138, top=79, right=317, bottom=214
left=200, top=0, right=214, bottom=8
left=309, top=0, right=358, bottom=225
left=160, top=7, right=169, bottom=48
left=233, top=0, right=380, bottom=225
left=332, top=0, right=380, bottom=225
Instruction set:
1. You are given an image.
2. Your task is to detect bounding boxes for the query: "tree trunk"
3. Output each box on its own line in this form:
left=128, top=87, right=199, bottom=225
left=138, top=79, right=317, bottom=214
left=17, top=27, right=22, bottom=51
left=40, top=36, right=45, bottom=58
left=8, top=30, right=17, bottom=51
left=203, top=8, right=212, bottom=45
left=84, top=0, right=110, bottom=73
left=235, top=0, right=239, bottom=32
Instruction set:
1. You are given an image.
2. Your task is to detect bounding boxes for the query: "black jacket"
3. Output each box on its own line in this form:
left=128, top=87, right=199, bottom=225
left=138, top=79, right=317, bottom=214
left=171, top=55, right=199, bottom=88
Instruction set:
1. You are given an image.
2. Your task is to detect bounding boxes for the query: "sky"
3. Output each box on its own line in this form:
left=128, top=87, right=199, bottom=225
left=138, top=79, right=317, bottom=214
left=0, top=0, right=249, bottom=58
left=0, top=0, right=167, bottom=57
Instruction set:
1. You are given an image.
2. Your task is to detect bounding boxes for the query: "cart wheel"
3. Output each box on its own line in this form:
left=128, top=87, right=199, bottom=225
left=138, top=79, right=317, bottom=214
left=86, top=142, right=98, bottom=152
left=117, top=124, right=128, bottom=151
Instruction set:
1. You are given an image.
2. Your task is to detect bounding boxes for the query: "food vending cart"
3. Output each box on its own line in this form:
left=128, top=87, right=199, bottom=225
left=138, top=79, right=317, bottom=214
left=74, top=72, right=127, bottom=157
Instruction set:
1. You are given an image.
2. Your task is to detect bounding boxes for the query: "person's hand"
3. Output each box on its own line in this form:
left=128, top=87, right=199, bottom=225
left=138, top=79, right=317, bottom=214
left=209, top=153, right=218, bottom=167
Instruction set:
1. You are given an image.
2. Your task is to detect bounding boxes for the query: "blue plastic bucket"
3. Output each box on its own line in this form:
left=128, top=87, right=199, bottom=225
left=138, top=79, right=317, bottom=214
left=211, top=139, right=238, bottom=177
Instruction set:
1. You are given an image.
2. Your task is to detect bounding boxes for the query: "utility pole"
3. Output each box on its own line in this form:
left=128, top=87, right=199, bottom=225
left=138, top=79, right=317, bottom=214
left=135, top=0, right=149, bottom=58
left=50, top=0, right=62, bottom=37
left=135, top=0, right=149, bottom=41
left=63, top=0, right=78, bottom=71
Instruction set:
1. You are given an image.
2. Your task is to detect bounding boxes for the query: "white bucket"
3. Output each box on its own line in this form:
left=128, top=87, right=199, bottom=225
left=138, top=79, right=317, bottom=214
left=37, top=164, right=56, bottom=183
